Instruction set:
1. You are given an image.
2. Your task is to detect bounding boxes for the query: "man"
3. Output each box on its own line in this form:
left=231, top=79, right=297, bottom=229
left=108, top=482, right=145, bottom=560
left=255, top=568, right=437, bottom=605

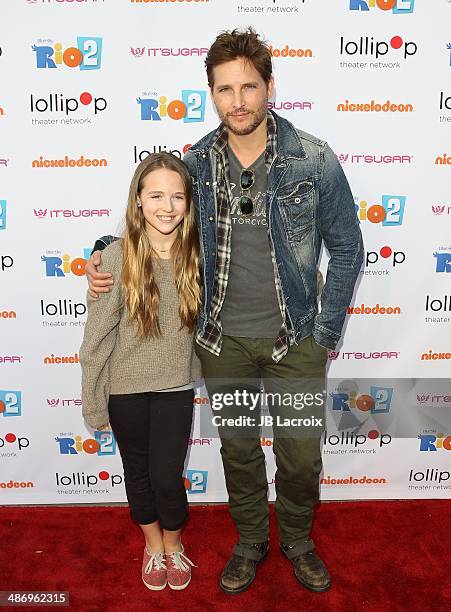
left=86, top=28, right=363, bottom=595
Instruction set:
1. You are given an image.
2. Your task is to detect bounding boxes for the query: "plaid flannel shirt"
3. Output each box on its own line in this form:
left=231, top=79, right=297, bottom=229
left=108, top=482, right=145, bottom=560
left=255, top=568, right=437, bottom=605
left=196, top=112, right=293, bottom=363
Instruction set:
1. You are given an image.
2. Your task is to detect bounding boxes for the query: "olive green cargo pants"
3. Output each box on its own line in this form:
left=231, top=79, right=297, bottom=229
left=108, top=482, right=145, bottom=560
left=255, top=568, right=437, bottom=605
left=195, top=334, right=327, bottom=555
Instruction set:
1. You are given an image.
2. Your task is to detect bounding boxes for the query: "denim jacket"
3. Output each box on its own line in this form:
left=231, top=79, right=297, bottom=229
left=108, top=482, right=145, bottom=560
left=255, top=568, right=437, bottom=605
left=183, top=110, right=363, bottom=350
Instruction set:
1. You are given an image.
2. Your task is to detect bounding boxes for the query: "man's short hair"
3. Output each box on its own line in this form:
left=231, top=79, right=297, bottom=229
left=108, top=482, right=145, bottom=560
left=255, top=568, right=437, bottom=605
left=205, top=27, right=273, bottom=89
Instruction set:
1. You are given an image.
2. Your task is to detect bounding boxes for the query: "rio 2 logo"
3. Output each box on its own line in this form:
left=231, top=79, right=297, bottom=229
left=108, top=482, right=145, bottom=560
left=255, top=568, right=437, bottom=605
left=0, top=390, right=22, bottom=417
left=55, top=432, right=116, bottom=456
left=184, top=470, right=208, bottom=493
left=330, top=385, right=393, bottom=414
left=32, top=37, right=102, bottom=70
left=349, top=0, right=415, bottom=13
left=42, top=248, right=91, bottom=277
left=0, top=200, right=6, bottom=230
left=137, top=90, right=206, bottom=123
left=355, top=195, right=406, bottom=226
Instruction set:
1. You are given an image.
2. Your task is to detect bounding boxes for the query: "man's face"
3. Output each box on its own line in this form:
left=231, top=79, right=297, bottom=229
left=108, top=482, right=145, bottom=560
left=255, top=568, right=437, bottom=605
left=210, top=57, right=274, bottom=136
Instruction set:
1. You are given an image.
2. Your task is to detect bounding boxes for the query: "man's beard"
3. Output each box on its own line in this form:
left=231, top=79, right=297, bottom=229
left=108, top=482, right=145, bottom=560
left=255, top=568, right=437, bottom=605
left=219, top=100, right=268, bottom=136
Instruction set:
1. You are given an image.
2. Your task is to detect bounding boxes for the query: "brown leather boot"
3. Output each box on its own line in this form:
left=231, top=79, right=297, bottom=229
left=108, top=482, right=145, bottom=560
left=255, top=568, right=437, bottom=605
left=282, top=546, right=331, bottom=592
left=220, top=541, right=269, bottom=594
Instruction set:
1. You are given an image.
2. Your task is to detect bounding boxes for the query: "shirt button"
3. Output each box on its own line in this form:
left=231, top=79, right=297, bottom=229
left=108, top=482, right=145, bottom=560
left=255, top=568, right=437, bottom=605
left=206, top=181, right=210, bottom=186
left=208, top=216, right=214, bottom=222
left=202, top=154, right=206, bottom=158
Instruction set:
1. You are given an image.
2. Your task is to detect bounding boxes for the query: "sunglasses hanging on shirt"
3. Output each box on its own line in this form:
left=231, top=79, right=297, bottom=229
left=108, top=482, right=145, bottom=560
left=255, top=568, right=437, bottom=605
left=239, top=169, right=255, bottom=215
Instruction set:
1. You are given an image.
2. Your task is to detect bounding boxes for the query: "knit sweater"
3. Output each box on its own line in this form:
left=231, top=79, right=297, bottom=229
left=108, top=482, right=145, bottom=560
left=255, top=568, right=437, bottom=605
left=80, top=240, right=202, bottom=429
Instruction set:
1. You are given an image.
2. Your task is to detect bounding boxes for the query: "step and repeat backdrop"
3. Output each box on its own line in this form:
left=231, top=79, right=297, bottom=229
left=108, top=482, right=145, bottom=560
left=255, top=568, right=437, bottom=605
left=1, top=0, right=450, bottom=505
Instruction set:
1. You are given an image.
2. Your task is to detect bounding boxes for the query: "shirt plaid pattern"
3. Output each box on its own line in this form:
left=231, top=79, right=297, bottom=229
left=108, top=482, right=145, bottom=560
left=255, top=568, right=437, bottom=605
left=196, top=112, right=292, bottom=363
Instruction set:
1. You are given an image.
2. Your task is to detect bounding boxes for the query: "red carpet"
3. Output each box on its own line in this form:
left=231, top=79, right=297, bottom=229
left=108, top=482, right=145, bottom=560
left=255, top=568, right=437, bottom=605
left=1, top=501, right=449, bottom=611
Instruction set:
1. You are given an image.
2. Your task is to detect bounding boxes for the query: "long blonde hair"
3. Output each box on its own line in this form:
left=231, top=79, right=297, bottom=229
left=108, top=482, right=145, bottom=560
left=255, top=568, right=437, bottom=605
left=121, top=152, right=201, bottom=337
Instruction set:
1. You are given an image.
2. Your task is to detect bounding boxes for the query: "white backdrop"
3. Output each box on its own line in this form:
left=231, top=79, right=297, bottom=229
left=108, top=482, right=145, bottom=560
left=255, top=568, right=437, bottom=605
left=1, top=0, right=450, bottom=505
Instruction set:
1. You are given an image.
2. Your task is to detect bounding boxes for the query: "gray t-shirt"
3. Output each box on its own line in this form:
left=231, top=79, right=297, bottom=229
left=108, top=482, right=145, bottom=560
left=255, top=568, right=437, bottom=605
left=220, top=147, right=282, bottom=338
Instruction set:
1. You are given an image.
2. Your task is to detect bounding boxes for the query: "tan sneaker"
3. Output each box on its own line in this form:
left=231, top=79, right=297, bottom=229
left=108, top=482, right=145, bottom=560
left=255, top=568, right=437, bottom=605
left=142, top=548, right=167, bottom=591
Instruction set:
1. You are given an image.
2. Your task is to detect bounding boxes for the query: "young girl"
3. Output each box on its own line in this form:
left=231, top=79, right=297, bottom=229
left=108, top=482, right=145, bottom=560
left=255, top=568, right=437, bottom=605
left=80, top=153, right=201, bottom=592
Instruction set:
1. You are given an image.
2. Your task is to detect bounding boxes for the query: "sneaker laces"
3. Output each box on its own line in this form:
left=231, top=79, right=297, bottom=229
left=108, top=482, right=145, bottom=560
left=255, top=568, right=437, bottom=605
left=144, top=551, right=166, bottom=574
left=168, top=550, right=196, bottom=571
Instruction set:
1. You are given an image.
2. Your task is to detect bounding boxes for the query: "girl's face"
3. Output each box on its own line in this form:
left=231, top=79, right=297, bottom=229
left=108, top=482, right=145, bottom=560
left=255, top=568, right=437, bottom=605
left=138, top=167, right=187, bottom=240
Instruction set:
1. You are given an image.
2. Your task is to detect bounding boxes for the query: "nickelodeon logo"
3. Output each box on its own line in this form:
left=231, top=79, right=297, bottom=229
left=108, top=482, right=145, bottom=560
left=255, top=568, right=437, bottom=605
left=0, top=480, right=34, bottom=489
left=43, top=353, right=79, bottom=365
left=347, top=304, right=401, bottom=315
left=32, top=155, right=108, bottom=168
left=420, top=350, right=451, bottom=361
left=321, top=475, right=387, bottom=485
left=268, top=45, right=313, bottom=59
left=337, top=99, right=413, bottom=113
left=193, top=396, right=209, bottom=405
left=0, top=310, right=16, bottom=319
left=435, top=154, right=451, bottom=166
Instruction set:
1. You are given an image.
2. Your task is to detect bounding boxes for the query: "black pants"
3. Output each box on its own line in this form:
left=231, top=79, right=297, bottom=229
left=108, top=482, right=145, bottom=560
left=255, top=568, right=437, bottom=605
left=108, top=389, right=194, bottom=530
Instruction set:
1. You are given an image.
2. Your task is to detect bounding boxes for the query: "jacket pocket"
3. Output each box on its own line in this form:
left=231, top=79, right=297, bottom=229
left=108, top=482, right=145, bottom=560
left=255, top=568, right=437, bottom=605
left=277, top=180, right=315, bottom=240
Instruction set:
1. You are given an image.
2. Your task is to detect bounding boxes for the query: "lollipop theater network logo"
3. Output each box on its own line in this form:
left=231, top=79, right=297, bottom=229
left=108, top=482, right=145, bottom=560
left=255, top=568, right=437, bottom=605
left=133, top=143, right=191, bottom=163
left=340, top=35, right=417, bottom=60
left=361, top=244, right=406, bottom=275
left=55, top=471, right=123, bottom=489
left=30, top=92, right=107, bottom=116
left=0, top=432, right=30, bottom=453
